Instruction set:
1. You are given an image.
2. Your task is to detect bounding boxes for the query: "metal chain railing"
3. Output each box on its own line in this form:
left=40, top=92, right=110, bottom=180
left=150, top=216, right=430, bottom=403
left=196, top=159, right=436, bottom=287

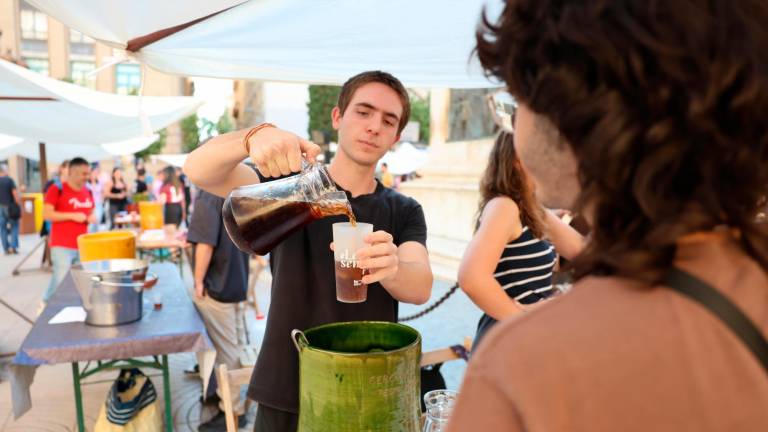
left=398, top=283, right=460, bottom=322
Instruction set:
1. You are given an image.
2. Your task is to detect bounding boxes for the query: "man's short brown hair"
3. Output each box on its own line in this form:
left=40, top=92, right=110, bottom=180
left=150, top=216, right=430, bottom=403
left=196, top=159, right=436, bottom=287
left=337, top=71, right=411, bottom=134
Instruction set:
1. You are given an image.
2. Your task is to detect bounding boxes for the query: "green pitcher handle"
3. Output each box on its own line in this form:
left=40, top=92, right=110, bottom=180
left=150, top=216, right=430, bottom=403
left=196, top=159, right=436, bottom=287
left=291, top=329, right=309, bottom=352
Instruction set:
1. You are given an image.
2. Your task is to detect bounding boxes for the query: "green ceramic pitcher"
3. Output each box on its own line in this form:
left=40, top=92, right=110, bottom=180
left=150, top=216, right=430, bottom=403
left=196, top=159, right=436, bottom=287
left=292, top=321, right=422, bottom=432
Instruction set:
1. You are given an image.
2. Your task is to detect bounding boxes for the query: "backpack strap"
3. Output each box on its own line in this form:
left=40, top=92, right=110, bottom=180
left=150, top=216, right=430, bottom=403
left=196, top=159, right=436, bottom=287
left=663, top=267, right=768, bottom=374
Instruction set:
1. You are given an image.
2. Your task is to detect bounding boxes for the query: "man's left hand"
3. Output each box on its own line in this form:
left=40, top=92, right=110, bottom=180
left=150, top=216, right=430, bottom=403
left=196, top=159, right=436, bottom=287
left=87, top=213, right=97, bottom=224
left=355, top=231, right=398, bottom=285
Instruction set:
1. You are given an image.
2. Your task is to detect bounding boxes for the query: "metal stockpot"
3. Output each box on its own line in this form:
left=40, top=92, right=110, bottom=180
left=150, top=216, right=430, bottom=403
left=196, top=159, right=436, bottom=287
left=71, top=259, right=158, bottom=326
left=292, top=321, right=422, bottom=432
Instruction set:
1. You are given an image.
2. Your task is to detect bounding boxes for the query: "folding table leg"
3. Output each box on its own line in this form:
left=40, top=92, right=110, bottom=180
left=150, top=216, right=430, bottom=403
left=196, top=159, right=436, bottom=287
left=71, top=362, right=85, bottom=432
left=161, top=354, right=173, bottom=432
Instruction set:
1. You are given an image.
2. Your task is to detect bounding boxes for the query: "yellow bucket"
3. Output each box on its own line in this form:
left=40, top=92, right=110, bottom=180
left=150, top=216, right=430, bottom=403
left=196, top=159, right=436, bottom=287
left=139, top=202, right=164, bottom=230
left=77, top=231, right=137, bottom=262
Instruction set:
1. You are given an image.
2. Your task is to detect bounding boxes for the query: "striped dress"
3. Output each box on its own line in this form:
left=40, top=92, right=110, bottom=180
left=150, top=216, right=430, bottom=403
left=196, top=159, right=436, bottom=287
left=474, top=226, right=558, bottom=347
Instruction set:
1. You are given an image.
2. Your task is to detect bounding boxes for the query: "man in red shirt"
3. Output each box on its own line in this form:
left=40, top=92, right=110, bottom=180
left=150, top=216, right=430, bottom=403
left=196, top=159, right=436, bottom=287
left=42, top=157, right=96, bottom=303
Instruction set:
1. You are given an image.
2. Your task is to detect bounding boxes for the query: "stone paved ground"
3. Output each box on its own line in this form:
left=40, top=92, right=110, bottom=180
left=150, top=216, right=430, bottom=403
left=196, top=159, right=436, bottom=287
left=0, top=233, right=479, bottom=430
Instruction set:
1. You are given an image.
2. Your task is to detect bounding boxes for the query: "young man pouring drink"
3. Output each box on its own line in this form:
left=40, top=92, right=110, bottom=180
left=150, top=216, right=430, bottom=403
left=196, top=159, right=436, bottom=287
left=184, top=71, right=433, bottom=431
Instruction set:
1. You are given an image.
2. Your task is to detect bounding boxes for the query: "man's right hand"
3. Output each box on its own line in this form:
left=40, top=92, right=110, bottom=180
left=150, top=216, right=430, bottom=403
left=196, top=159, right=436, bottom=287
left=70, top=212, right=87, bottom=223
left=194, top=281, right=206, bottom=300
left=246, top=126, right=322, bottom=178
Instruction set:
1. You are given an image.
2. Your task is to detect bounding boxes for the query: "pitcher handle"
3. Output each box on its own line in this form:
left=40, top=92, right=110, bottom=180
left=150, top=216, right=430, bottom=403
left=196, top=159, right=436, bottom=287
left=300, top=157, right=312, bottom=173
left=291, top=329, right=309, bottom=352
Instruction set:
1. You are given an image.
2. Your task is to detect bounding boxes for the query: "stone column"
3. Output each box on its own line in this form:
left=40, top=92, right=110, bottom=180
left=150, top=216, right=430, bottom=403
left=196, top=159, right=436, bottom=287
left=46, top=17, right=68, bottom=79
left=233, top=80, right=265, bottom=130
left=0, top=0, right=21, bottom=59
left=397, top=88, right=495, bottom=281
left=94, top=43, right=115, bottom=92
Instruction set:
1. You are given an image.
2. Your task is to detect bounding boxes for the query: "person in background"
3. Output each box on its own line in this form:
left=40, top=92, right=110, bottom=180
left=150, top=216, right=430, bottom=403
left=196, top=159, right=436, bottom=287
left=458, top=132, right=583, bottom=348
left=188, top=188, right=250, bottom=431
left=42, top=157, right=95, bottom=304
left=152, top=168, right=165, bottom=201
left=158, top=166, right=185, bottom=227
left=135, top=168, right=148, bottom=195
left=103, top=167, right=128, bottom=229
left=0, top=164, right=21, bottom=254
left=447, top=0, right=768, bottom=430
left=87, top=163, right=105, bottom=232
left=41, top=160, right=70, bottom=240
left=176, top=167, right=192, bottom=223
left=379, top=162, right=394, bottom=188
left=43, top=160, right=69, bottom=193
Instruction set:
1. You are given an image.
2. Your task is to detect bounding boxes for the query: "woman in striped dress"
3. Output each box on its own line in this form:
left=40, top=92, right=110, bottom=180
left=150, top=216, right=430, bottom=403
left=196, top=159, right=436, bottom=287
left=459, top=132, right=584, bottom=348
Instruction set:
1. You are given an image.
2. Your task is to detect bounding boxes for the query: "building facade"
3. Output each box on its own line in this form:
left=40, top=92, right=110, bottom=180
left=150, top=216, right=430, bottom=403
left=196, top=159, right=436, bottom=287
left=0, top=0, right=188, bottom=190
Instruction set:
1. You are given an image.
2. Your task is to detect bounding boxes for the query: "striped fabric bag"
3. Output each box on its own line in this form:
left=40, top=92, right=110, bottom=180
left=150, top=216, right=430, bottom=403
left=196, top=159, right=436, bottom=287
left=94, top=368, right=163, bottom=432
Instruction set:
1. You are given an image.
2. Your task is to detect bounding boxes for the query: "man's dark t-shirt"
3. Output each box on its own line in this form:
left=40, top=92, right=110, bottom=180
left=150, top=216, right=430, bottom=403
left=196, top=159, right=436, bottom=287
left=0, top=176, right=17, bottom=206
left=187, top=189, right=249, bottom=303
left=247, top=179, right=427, bottom=413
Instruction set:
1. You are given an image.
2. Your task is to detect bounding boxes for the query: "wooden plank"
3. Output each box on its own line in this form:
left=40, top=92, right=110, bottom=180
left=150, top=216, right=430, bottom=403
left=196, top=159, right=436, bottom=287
left=420, top=338, right=473, bottom=367
left=216, top=364, right=238, bottom=432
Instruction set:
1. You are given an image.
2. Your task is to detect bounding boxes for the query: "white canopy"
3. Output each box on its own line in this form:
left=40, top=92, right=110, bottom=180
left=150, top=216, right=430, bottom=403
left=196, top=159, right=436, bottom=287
left=152, top=153, right=188, bottom=168
left=25, top=1, right=247, bottom=50
left=0, top=133, right=159, bottom=164
left=0, top=59, right=202, bottom=145
left=27, top=0, right=503, bottom=88
left=379, top=142, right=430, bottom=175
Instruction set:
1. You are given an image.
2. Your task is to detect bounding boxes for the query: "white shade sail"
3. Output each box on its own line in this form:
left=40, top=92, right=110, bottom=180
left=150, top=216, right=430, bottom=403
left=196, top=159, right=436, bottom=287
left=152, top=153, right=188, bottom=168
left=26, top=0, right=247, bottom=49
left=379, top=142, right=430, bottom=175
left=0, top=59, right=203, bottom=145
left=0, top=133, right=159, bottom=164
left=27, top=0, right=503, bottom=88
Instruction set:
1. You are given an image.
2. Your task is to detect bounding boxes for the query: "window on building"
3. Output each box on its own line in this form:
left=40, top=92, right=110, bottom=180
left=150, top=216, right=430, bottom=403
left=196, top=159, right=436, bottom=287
left=115, top=64, right=141, bottom=95
left=69, top=30, right=95, bottom=56
left=20, top=4, right=48, bottom=40
left=23, top=58, right=49, bottom=75
left=69, top=29, right=94, bottom=44
left=70, top=61, right=96, bottom=88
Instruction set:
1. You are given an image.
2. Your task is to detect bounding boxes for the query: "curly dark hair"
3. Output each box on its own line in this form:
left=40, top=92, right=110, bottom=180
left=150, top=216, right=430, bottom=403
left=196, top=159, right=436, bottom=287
left=476, top=0, right=768, bottom=282
left=477, top=132, right=545, bottom=238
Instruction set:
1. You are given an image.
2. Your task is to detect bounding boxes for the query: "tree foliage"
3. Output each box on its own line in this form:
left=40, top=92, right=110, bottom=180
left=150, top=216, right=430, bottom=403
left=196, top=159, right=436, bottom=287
left=409, top=94, right=430, bottom=144
left=307, top=85, right=341, bottom=143
left=134, top=129, right=166, bottom=159
left=181, top=114, right=201, bottom=152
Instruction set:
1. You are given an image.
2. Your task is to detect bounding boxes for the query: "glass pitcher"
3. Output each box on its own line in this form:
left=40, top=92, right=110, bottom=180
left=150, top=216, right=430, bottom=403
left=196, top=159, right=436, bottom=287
left=423, top=390, right=458, bottom=432
left=222, top=163, right=354, bottom=255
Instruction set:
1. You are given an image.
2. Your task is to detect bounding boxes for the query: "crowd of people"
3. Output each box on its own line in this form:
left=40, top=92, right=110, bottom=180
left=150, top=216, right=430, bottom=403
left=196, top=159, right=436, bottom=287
left=37, top=159, right=192, bottom=307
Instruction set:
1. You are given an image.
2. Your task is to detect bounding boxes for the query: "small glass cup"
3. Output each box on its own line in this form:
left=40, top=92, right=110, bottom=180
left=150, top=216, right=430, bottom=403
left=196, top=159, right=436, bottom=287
left=152, top=292, right=163, bottom=311
left=332, top=222, right=373, bottom=303
left=423, top=389, right=458, bottom=432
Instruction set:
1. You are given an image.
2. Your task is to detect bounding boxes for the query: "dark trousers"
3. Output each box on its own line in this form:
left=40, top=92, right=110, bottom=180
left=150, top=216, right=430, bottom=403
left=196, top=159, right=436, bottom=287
left=255, top=404, right=298, bottom=432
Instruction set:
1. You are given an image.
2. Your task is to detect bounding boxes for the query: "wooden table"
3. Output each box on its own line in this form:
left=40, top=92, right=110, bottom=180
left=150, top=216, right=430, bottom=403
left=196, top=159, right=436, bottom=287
left=113, top=213, right=141, bottom=228
left=136, top=230, right=190, bottom=275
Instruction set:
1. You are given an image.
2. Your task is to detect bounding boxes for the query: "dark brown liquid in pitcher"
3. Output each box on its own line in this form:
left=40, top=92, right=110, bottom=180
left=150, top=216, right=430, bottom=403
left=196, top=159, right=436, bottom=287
left=224, top=196, right=355, bottom=255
